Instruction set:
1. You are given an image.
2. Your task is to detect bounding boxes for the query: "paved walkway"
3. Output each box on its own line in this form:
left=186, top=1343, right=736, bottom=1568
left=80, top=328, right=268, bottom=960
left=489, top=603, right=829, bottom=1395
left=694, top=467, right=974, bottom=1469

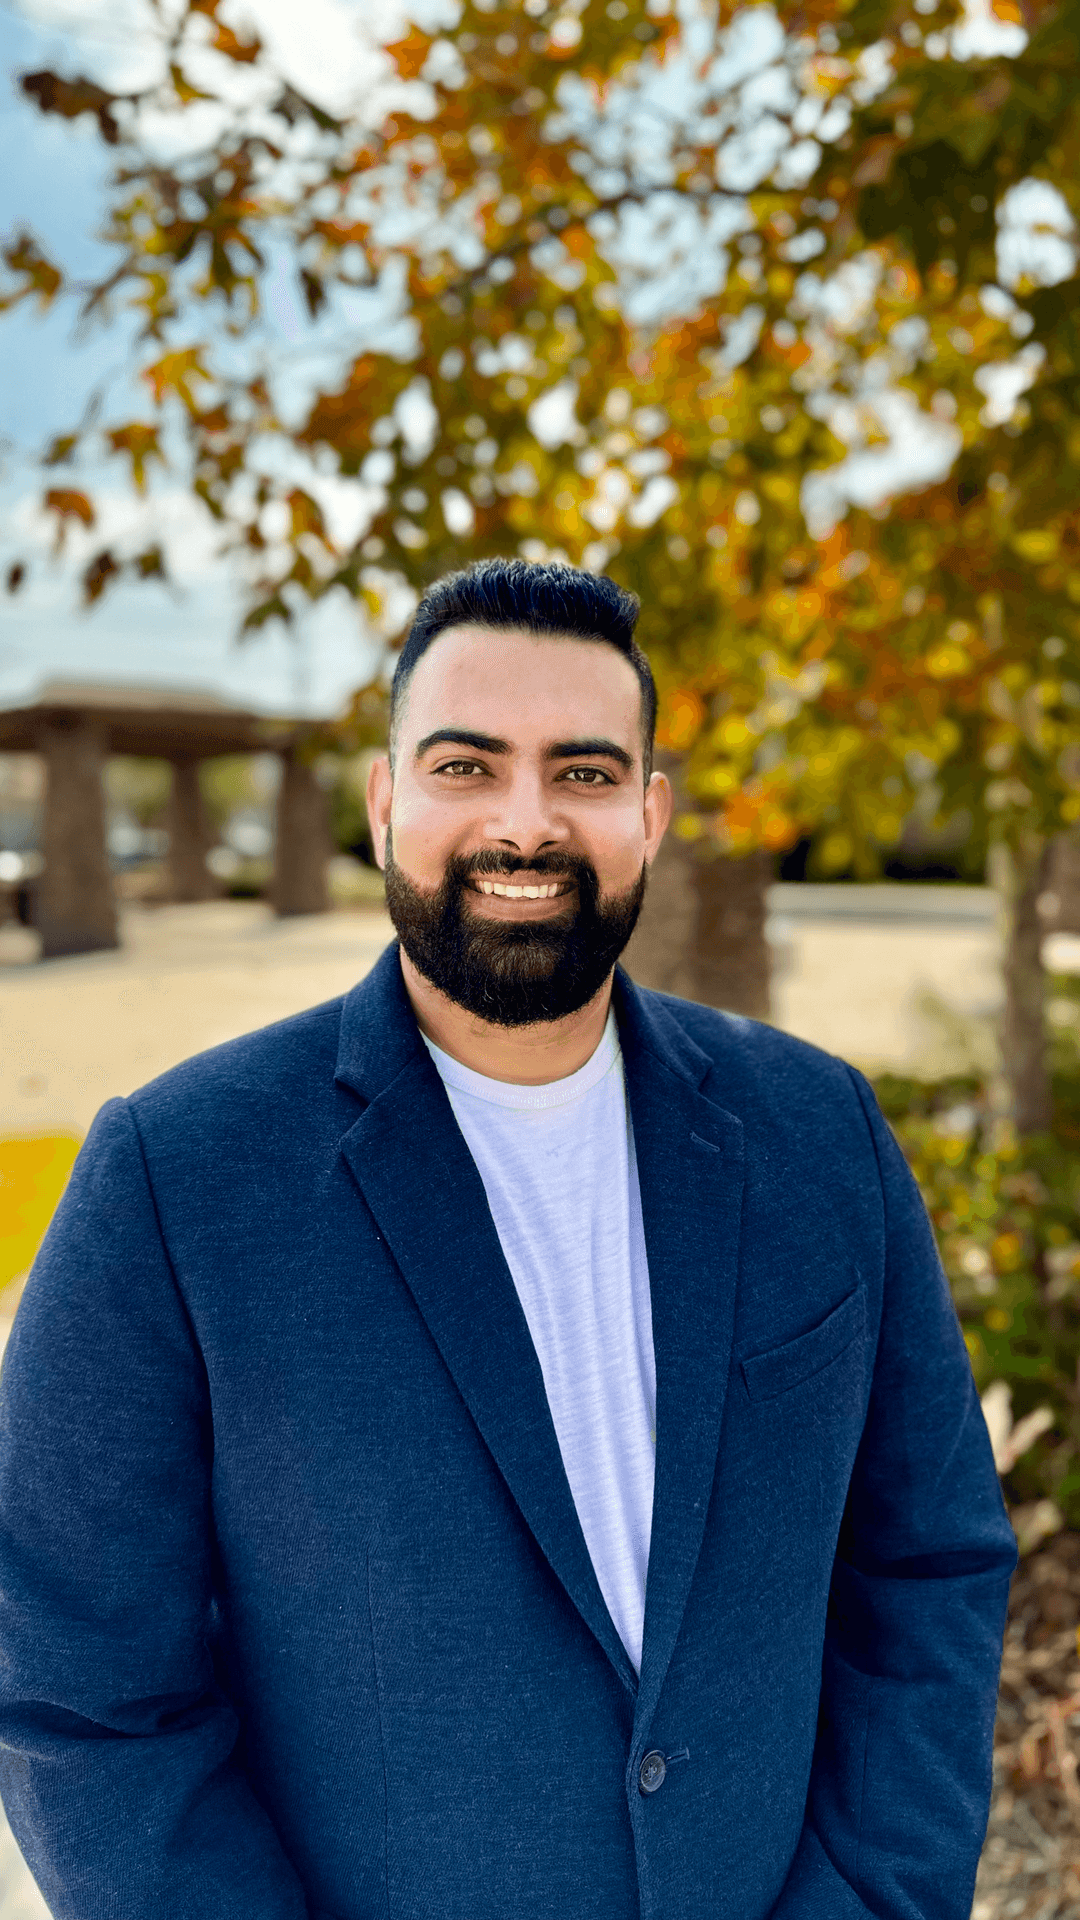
left=1, top=884, right=1043, bottom=1143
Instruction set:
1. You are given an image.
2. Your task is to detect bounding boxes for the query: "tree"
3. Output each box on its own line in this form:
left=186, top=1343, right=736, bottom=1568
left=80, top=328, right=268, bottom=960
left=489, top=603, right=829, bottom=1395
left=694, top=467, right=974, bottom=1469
left=793, top=0, right=1080, bottom=1132
left=6, top=0, right=1080, bottom=1112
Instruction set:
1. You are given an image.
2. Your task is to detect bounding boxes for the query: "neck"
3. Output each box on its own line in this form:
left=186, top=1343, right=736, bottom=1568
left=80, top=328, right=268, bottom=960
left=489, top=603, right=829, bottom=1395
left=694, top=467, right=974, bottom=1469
left=398, top=949, right=615, bottom=1085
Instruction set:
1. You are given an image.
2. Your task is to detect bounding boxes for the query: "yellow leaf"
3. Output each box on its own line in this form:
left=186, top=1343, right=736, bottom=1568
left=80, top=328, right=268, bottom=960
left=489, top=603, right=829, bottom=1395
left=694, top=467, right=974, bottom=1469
left=1012, top=528, right=1059, bottom=564
left=719, top=713, right=752, bottom=749
left=924, top=643, right=971, bottom=678
left=761, top=472, right=798, bottom=506
left=691, top=764, right=737, bottom=799
left=673, top=812, right=705, bottom=840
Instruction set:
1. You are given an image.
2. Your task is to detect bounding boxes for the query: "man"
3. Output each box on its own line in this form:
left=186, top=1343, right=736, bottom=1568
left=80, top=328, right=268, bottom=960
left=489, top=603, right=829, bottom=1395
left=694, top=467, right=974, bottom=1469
left=0, top=556, right=1015, bottom=1920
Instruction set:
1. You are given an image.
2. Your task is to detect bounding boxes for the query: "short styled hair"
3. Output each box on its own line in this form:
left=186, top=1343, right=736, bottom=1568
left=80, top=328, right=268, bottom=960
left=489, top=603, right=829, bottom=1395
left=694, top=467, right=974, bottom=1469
left=389, top=557, right=656, bottom=780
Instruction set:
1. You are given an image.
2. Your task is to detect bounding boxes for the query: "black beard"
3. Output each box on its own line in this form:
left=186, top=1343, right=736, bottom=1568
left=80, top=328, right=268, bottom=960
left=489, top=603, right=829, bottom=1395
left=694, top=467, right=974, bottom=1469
left=383, top=833, right=647, bottom=1028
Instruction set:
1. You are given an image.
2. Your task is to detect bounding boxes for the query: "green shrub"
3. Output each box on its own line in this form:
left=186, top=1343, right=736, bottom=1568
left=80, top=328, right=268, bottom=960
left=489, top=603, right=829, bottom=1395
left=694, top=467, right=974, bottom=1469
left=873, top=973, right=1080, bottom=1528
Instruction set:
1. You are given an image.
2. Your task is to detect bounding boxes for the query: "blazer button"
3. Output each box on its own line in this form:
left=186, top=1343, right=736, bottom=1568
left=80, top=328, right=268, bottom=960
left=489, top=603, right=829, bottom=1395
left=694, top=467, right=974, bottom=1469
left=639, top=1750, right=667, bottom=1795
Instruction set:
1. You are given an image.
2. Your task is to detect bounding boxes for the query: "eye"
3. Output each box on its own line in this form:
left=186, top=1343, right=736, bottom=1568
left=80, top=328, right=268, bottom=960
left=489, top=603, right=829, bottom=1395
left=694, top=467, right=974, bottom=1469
left=435, top=759, right=487, bottom=777
left=560, top=766, right=614, bottom=785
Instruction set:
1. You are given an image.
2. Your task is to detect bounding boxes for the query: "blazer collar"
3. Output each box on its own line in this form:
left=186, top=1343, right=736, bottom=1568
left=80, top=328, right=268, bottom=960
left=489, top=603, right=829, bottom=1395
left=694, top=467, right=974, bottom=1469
left=333, top=937, right=714, bottom=1106
left=334, top=937, right=428, bottom=1104
left=334, top=944, right=746, bottom=1729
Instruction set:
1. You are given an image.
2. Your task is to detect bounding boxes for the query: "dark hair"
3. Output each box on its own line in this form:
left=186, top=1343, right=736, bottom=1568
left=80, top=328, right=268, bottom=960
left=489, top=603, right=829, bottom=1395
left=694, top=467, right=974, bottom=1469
left=389, top=557, right=656, bottom=780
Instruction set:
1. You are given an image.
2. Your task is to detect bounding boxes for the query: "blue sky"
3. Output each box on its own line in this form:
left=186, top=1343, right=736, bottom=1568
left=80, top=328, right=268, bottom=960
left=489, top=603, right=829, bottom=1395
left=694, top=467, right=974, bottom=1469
left=0, top=0, right=387, bottom=718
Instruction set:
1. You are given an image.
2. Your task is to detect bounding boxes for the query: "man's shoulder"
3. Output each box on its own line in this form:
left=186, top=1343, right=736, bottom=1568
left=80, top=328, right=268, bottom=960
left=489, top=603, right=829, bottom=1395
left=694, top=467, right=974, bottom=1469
left=633, top=983, right=862, bottom=1097
left=124, top=994, right=347, bottom=1132
left=628, top=984, right=883, bottom=1188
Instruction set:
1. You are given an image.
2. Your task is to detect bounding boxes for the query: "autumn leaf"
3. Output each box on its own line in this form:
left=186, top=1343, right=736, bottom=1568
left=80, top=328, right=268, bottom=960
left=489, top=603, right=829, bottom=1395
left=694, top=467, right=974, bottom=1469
left=212, top=22, right=261, bottom=62
left=82, top=549, right=120, bottom=604
left=0, top=232, right=62, bottom=312
left=107, top=422, right=163, bottom=491
left=43, top=433, right=79, bottom=465
left=133, top=545, right=166, bottom=579
left=20, top=70, right=120, bottom=144
left=44, top=488, right=94, bottom=549
left=288, top=489, right=329, bottom=544
left=241, top=592, right=292, bottom=632
left=385, top=29, right=432, bottom=80
left=141, top=347, right=210, bottom=410
left=169, top=64, right=215, bottom=103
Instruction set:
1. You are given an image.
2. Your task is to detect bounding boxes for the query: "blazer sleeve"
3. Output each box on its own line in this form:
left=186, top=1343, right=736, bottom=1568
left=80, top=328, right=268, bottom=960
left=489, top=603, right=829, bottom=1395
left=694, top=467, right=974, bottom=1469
left=769, top=1067, right=1019, bottom=1920
left=0, top=1098, right=310, bottom=1920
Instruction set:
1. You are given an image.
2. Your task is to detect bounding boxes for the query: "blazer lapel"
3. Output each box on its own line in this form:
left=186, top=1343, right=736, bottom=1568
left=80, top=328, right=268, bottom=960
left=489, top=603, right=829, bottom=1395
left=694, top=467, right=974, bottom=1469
left=612, top=970, right=746, bottom=1746
left=334, top=943, right=640, bottom=1698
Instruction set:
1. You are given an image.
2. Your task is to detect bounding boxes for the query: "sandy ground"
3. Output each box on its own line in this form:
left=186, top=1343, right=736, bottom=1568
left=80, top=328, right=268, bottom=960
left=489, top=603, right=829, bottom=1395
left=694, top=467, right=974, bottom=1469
left=0, top=900, right=398, bottom=1139
left=0, top=890, right=1018, bottom=1141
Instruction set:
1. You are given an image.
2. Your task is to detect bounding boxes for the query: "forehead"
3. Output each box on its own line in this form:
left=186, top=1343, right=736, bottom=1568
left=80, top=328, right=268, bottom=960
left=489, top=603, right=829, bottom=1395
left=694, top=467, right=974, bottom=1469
left=401, top=623, right=642, bottom=745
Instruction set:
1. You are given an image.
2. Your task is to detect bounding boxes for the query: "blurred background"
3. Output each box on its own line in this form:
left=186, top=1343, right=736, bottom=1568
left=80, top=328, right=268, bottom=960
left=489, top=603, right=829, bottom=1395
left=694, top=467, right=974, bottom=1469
left=2, top=0, right=1080, bottom=1910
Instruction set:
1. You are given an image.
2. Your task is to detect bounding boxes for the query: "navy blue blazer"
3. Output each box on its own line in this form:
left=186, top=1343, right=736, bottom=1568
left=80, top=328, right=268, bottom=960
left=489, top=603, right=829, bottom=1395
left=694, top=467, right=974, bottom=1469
left=0, top=941, right=1016, bottom=1920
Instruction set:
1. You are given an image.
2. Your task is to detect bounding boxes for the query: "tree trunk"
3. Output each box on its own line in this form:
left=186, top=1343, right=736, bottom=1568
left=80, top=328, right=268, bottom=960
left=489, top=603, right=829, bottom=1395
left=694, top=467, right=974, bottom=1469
left=621, top=793, right=698, bottom=1000
left=36, top=716, right=119, bottom=959
left=270, top=745, right=332, bottom=917
left=166, top=759, right=220, bottom=903
left=994, top=835, right=1053, bottom=1134
left=622, top=754, right=774, bottom=1017
left=1042, top=825, right=1080, bottom=932
left=689, top=846, right=773, bottom=1018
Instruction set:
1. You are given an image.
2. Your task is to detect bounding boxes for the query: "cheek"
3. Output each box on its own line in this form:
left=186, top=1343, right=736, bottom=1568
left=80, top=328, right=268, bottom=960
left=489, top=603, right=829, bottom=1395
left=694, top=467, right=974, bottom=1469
left=390, top=787, right=466, bottom=873
left=587, top=802, right=647, bottom=879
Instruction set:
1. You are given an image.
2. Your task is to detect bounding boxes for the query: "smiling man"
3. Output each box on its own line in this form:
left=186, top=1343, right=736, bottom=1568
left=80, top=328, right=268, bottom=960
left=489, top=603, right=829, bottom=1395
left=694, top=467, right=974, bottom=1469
left=0, top=557, right=1016, bottom=1920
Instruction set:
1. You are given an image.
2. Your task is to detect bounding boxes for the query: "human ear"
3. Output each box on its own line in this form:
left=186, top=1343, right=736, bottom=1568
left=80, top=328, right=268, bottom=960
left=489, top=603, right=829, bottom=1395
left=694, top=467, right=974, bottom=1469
left=642, top=770, right=673, bottom=865
left=366, top=755, right=393, bottom=870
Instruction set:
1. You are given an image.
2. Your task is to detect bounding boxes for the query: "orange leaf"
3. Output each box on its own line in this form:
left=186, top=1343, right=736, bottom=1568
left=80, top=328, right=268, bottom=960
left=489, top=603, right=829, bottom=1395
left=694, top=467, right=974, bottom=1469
left=44, top=489, right=94, bottom=549
left=107, top=423, right=162, bottom=491
left=141, top=347, right=209, bottom=410
left=212, top=22, right=261, bottom=62
left=384, top=28, right=431, bottom=80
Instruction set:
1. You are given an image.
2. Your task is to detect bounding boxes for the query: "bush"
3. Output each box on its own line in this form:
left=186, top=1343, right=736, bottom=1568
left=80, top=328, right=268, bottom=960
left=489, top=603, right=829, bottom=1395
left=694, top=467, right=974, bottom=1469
left=873, top=972, right=1080, bottom=1530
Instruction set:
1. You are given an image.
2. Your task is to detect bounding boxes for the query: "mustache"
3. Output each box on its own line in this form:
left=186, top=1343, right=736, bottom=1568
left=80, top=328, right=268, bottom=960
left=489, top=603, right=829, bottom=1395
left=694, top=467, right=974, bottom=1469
left=453, top=851, right=583, bottom=880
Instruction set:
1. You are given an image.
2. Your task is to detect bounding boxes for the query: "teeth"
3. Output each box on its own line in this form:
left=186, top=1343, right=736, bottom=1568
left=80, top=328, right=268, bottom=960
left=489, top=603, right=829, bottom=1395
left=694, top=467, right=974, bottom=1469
left=478, top=881, right=562, bottom=898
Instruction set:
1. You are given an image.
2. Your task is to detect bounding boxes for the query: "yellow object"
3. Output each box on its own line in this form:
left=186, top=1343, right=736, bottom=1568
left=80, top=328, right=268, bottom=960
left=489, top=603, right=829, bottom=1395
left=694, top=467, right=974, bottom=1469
left=0, top=1135, right=82, bottom=1300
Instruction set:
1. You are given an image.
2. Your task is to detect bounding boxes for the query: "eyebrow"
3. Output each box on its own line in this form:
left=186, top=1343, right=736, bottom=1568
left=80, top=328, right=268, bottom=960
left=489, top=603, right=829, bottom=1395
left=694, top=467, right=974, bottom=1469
left=546, top=737, right=634, bottom=770
left=415, top=729, right=634, bottom=771
left=414, top=729, right=509, bottom=759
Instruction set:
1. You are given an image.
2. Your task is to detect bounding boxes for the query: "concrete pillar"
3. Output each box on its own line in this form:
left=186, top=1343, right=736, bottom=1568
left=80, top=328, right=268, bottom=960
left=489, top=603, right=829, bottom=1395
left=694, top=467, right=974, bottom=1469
left=166, top=758, right=220, bottom=902
left=36, top=715, right=118, bottom=959
left=270, top=744, right=331, bottom=917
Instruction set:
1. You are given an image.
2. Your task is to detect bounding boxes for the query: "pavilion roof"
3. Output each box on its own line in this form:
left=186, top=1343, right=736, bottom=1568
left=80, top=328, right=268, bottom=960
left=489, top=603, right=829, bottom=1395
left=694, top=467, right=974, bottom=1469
left=0, top=681, right=308, bottom=759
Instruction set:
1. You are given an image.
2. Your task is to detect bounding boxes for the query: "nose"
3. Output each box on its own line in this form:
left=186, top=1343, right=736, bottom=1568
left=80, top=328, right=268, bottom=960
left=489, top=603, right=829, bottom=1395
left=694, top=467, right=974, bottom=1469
left=482, top=764, right=570, bottom=858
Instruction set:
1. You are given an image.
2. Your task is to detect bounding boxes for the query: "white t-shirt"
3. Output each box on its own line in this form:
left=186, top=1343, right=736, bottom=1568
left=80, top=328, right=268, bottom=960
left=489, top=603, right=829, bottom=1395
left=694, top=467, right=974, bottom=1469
left=421, top=1010, right=656, bottom=1675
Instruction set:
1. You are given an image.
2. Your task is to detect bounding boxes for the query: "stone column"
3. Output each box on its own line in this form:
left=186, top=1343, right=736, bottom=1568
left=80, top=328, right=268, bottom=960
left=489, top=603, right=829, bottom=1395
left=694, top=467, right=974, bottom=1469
left=270, top=744, right=331, bottom=917
left=166, top=758, right=220, bottom=902
left=36, top=714, right=119, bottom=959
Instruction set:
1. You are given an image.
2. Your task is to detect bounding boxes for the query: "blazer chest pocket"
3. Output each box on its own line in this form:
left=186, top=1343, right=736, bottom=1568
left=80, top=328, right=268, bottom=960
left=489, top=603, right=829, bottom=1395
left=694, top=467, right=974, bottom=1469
left=739, top=1283, right=865, bottom=1402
